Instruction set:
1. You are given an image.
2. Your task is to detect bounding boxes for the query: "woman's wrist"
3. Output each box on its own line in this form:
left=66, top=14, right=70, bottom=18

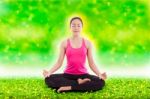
left=97, top=72, right=101, bottom=76
left=47, top=71, right=52, bottom=76
left=98, top=73, right=102, bottom=78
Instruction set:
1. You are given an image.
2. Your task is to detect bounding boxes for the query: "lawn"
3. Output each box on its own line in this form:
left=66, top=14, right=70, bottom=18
left=0, top=77, right=150, bottom=99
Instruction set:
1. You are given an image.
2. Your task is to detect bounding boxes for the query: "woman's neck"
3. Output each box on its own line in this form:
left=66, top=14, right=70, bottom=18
left=71, top=35, right=82, bottom=40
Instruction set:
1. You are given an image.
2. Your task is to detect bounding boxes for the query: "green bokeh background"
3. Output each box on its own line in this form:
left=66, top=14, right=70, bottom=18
left=0, top=0, right=149, bottom=68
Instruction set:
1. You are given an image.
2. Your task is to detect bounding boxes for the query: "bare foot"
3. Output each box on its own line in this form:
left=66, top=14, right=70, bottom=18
left=77, top=78, right=91, bottom=84
left=57, top=86, right=72, bottom=93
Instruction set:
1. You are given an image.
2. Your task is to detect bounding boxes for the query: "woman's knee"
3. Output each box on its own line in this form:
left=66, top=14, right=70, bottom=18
left=97, top=79, right=105, bottom=88
left=44, top=74, right=64, bottom=87
left=44, top=74, right=61, bottom=82
left=91, top=79, right=105, bottom=91
left=87, top=79, right=105, bottom=91
left=44, top=76, right=56, bottom=87
left=45, top=75, right=53, bottom=81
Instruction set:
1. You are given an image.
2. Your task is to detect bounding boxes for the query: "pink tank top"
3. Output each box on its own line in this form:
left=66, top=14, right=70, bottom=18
left=64, top=38, right=88, bottom=75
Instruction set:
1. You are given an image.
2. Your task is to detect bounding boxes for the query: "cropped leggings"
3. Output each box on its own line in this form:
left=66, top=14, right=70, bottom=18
left=45, top=73, right=105, bottom=92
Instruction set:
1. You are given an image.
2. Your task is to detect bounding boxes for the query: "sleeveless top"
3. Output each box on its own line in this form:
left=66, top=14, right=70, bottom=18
left=64, top=38, right=88, bottom=75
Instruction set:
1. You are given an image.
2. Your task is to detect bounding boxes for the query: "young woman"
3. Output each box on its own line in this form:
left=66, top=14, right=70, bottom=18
left=43, top=17, right=107, bottom=93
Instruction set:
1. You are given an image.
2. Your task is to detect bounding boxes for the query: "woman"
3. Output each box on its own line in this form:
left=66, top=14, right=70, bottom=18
left=43, top=17, right=107, bottom=93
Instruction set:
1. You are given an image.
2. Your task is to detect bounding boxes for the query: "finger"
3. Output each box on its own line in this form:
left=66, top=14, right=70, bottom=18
left=43, top=72, right=48, bottom=77
left=99, top=76, right=102, bottom=79
left=43, top=69, right=46, bottom=72
left=43, top=70, right=47, bottom=74
left=102, top=73, right=107, bottom=76
left=43, top=69, right=48, bottom=73
left=102, top=77, right=105, bottom=80
left=43, top=74, right=46, bottom=78
left=43, top=72, right=46, bottom=76
left=100, top=77, right=104, bottom=80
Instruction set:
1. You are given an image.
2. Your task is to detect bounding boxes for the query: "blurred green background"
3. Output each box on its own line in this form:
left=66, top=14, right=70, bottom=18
left=0, top=0, right=149, bottom=68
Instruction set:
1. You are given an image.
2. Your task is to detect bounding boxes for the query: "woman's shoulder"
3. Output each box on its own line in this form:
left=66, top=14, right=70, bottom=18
left=83, top=37, right=92, bottom=49
left=60, top=38, right=68, bottom=48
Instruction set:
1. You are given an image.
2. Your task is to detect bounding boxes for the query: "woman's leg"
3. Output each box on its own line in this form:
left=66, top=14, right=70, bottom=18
left=71, top=74, right=105, bottom=92
left=45, top=73, right=78, bottom=90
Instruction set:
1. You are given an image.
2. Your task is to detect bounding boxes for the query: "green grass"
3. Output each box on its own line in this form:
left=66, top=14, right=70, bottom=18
left=0, top=77, right=150, bottom=99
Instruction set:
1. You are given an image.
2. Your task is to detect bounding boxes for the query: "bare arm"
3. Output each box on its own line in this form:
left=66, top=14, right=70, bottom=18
left=86, top=40, right=107, bottom=80
left=43, top=40, right=66, bottom=77
left=48, top=41, right=66, bottom=74
left=87, top=40, right=101, bottom=76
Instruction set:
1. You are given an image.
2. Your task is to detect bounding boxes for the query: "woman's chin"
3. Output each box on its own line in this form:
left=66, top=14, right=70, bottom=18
left=73, top=32, right=80, bottom=36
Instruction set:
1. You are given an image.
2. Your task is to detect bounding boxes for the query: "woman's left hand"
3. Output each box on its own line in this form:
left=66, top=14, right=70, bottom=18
left=98, top=72, right=107, bottom=80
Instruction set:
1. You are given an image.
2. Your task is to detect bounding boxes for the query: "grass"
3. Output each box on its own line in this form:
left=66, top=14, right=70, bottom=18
left=0, top=77, right=150, bottom=99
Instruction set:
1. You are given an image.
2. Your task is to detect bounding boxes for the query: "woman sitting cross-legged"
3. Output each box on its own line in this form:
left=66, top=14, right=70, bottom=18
left=43, top=17, right=107, bottom=93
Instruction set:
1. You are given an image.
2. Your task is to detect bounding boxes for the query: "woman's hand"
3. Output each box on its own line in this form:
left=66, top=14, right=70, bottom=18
left=43, top=70, right=51, bottom=78
left=98, top=72, right=107, bottom=80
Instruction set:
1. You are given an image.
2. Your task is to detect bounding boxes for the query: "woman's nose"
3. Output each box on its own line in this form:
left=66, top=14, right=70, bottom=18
left=75, top=26, right=79, bottom=29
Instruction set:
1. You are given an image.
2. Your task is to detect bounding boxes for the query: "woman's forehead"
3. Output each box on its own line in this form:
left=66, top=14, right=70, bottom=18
left=71, top=19, right=82, bottom=24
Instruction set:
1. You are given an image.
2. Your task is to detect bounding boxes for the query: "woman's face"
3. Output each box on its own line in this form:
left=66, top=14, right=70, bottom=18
left=70, top=19, right=82, bottom=36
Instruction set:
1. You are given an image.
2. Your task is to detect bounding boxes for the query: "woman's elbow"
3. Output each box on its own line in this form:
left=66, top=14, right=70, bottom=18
left=56, top=60, right=63, bottom=67
left=89, top=62, right=95, bottom=67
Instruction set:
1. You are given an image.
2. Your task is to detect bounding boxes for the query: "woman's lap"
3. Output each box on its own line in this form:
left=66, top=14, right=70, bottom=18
left=45, top=73, right=78, bottom=88
left=45, top=73, right=105, bottom=91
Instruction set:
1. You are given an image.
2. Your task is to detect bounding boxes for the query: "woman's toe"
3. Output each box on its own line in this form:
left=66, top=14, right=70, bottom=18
left=84, top=78, right=91, bottom=81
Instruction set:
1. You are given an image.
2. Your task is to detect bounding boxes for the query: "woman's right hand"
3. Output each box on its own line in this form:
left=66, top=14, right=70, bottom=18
left=43, top=70, right=51, bottom=78
left=98, top=72, right=107, bottom=80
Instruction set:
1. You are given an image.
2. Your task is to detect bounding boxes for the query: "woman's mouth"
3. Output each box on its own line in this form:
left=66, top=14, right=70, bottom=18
left=74, top=31, right=79, bottom=32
